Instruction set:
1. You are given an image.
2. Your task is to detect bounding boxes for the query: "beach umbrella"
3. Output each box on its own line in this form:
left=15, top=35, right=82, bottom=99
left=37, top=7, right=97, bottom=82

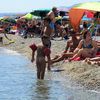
left=73, top=1, right=100, bottom=12
left=31, top=8, right=51, bottom=18
left=3, top=18, right=16, bottom=24
left=0, top=17, right=4, bottom=21
left=85, top=11, right=94, bottom=18
left=22, top=13, right=33, bottom=20
left=32, top=15, right=40, bottom=19
left=69, top=1, right=100, bottom=31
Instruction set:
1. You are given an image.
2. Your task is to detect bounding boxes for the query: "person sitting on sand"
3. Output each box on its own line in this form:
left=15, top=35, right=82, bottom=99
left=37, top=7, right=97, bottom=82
left=51, top=30, right=81, bottom=63
left=55, top=21, right=68, bottom=40
left=30, top=36, right=51, bottom=79
left=63, top=29, right=81, bottom=53
left=51, top=30, right=98, bottom=64
left=27, top=20, right=36, bottom=37
left=69, top=30, right=98, bottom=61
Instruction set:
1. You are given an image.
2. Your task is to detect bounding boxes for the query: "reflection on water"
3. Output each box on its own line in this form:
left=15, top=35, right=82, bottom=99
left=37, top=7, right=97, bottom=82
left=0, top=48, right=100, bottom=100
left=34, top=80, right=50, bottom=100
left=32, top=80, right=100, bottom=100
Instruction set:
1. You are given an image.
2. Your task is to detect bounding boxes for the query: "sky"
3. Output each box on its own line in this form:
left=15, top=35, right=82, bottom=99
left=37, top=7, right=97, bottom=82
left=0, top=0, right=99, bottom=13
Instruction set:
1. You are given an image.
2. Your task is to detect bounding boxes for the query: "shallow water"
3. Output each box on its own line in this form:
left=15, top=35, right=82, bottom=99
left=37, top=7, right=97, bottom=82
left=0, top=47, right=100, bottom=100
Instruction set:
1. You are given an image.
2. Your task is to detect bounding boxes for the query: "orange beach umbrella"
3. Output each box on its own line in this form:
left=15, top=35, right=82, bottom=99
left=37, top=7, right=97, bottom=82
left=69, top=1, right=100, bottom=31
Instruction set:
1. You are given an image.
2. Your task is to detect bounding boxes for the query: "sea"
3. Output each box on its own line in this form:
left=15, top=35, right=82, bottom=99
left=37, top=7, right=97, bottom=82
left=0, top=13, right=26, bottom=18
left=0, top=48, right=100, bottom=100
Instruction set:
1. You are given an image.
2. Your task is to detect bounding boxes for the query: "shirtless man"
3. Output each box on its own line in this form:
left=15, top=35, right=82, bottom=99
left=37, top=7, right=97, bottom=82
left=47, top=7, right=58, bottom=23
left=30, top=36, right=51, bottom=79
left=47, top=7, right=58, bottom=35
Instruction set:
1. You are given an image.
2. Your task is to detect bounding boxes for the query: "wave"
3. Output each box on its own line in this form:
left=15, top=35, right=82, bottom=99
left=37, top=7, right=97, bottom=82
left=0, top=47, right=20, bottom=55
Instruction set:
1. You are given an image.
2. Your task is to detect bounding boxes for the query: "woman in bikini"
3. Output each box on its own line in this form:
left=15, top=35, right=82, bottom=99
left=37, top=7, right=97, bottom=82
left=69, top=30, right=98, bottom=61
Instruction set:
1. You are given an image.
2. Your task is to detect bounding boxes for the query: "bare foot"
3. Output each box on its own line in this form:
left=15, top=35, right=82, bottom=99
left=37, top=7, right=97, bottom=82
left=68, top=58, right=72, bottom=62
left=87, top=61, right=92, bottom=65
left=84, top=58, right=90, bottom=62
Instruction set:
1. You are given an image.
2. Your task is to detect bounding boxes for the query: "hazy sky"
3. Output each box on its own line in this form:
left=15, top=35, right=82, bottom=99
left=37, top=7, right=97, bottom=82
left=0, top=0, right=99, bottom=13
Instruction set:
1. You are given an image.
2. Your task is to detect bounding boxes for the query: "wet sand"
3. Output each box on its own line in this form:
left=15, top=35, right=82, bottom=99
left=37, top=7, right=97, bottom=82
left=1, top=34, right=100, bottom=91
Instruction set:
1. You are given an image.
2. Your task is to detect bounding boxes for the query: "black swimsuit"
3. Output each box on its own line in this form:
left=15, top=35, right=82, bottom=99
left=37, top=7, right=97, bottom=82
left=82, top=40, right=93, bottom=49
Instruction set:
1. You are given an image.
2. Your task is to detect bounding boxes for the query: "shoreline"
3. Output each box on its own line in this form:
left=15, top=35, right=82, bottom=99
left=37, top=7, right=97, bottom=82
left=1, top=34, right=100, bottom=91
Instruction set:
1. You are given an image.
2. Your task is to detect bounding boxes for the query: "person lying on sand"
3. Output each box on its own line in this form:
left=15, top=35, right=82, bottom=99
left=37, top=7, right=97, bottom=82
left=85, top=57, right=100, bottom=66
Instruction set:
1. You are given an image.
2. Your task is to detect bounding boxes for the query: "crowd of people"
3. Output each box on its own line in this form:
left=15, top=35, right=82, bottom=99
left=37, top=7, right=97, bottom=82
left=0, top=7, right=100, bottom=79
left=29, top=7, right=100, bottom=79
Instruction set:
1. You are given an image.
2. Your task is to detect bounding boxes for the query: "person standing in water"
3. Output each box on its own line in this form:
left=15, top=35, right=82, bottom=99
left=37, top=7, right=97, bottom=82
left=30, top=36, right=51, bottom=79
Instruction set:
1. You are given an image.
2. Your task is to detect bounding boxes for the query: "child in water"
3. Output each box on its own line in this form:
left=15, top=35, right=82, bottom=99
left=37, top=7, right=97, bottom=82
left=30, top=36, right=51, bottom=79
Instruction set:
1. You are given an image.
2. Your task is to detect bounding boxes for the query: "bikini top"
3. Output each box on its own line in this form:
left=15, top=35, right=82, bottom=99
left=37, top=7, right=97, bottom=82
left=82, top=39, right=93, bottom=49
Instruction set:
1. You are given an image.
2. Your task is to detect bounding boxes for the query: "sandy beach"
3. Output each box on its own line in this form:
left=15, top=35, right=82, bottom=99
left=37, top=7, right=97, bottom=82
left=1, top=34, right=100, bottom=91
